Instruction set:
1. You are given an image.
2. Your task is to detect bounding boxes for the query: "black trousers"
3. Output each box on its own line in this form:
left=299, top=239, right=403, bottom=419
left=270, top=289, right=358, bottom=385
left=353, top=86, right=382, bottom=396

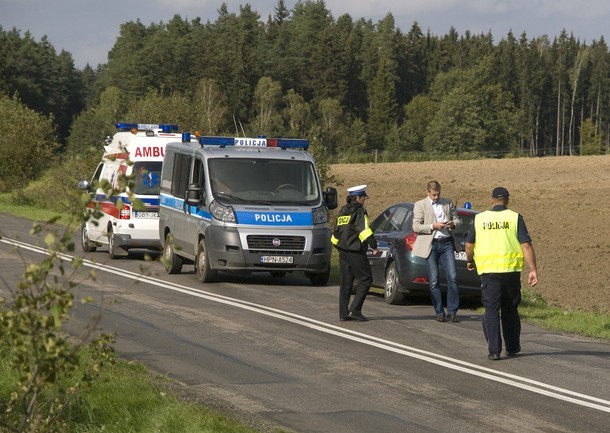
left=480, top=272, right=522, bottom=354
left=338, top=250, right=373, bottom=319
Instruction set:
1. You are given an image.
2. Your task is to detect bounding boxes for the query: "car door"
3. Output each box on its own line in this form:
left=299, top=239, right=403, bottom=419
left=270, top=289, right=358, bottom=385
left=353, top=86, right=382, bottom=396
left=368, top=204, right=410, bottom=286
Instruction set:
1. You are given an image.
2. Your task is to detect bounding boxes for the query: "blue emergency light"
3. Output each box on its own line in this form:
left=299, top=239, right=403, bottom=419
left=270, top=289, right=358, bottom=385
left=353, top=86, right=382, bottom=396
left=198, top=136, right=310, bottom=150
left=115, top=123, right=179, bottom=133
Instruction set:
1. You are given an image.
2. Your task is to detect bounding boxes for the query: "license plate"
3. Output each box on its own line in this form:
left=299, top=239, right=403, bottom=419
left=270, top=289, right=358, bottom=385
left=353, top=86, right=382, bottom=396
left=454, top=251, right=467, bottom=261
left=261, top=255, right=294, bottom=264
left=134, top=211, right=159, bottom=218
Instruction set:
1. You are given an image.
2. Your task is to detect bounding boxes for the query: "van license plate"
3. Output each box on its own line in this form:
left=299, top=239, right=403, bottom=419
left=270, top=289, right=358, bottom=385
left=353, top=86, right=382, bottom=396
left=454, top=251, right=467, bottom=261
left=134, top=211, right=159, bottom=218
left=261, top=256, right=294, bottom=264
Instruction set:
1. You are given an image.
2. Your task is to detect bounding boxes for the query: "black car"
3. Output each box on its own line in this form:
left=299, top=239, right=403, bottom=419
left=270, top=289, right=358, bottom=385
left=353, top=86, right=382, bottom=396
left=367, top=202, right=481, bottom=304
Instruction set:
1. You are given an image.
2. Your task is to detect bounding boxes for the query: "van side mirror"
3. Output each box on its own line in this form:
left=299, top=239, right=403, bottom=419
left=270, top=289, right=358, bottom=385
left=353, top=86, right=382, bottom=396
left=186, top=183, right=203, bottom=206
left=324, top=186, right=338, bottom=210
left=77, top=179, right=91, bottom=192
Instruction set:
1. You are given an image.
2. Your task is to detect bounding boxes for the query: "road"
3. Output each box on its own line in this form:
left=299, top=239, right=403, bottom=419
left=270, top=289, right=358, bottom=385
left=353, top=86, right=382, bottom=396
left=1, top=214, right=608, bottom=432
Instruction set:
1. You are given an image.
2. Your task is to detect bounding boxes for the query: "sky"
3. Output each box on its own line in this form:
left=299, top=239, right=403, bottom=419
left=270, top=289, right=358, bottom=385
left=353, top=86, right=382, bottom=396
left=2, top=0, right=610, bottom=69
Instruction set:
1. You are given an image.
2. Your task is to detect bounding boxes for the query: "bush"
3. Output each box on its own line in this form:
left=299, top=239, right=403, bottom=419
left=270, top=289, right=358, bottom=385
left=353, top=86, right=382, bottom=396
left=0, top=94, right=60, bottom=192
left=0, top=219, right=115, bottom=432
left=12, top=151, right=100, bottom=216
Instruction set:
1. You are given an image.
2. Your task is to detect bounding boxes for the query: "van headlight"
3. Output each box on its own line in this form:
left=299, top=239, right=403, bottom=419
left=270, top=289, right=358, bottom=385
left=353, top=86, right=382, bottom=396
left=210, top=200, right=236, bottom=223
left=312, top=206, right=328, bottom=225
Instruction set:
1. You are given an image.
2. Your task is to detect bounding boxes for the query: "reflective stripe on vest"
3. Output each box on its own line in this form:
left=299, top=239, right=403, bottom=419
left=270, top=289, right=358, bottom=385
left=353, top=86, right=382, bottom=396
left=473, top=209, right=524, bottom=274
left=359, top=215, right=373, bottom=242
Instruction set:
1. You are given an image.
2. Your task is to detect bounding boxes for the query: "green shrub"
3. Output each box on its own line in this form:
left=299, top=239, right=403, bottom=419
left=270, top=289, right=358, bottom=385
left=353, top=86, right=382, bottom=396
left=0, top=219, right=115, bottom=432
left=13, top=151, right=99, bottom=216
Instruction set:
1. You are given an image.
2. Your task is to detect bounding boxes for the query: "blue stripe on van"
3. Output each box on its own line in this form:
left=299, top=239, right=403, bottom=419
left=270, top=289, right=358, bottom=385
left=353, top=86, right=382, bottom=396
left=93, top=194, right=159, bottom=206
left=159, top=193, right=212, bottom=220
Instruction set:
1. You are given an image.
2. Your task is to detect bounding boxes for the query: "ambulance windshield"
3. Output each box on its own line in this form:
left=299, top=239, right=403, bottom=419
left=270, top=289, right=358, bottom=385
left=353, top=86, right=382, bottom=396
left=208, top=158, right=320, bottom=204
left=133, top=161, right=162, bottom=195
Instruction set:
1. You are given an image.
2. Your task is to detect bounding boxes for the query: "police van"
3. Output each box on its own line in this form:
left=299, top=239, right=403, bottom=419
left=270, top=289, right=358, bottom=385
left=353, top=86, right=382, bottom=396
left=158, top=134, right=338, bottom=285
left=78, top=123, right=196, bottom=258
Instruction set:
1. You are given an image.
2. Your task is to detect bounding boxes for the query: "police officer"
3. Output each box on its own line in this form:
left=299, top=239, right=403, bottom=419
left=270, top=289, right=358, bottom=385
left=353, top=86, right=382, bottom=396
left=465, top=187, right=539, bottom=360
left=331, top=185, right=378, bottom=322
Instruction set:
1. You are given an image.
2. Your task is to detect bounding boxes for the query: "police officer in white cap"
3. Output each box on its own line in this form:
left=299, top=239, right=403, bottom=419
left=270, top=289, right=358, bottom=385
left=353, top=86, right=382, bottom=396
left=331, top=185, right=378, bottom=321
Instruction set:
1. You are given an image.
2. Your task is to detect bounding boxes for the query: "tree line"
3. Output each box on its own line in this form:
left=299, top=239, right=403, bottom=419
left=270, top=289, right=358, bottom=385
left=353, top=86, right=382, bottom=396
left=1, top=0, right=609, bottom=191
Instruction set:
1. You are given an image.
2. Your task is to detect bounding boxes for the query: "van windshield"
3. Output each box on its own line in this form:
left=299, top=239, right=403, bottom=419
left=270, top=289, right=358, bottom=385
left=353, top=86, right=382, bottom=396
left=133, top=161, right=162, bottom=195
left=208, top=158, right=320, bottom=205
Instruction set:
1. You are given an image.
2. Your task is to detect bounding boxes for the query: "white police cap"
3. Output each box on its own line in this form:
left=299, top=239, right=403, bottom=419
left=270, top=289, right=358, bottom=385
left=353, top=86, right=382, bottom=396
left=347, top=184, right=368, bottom=196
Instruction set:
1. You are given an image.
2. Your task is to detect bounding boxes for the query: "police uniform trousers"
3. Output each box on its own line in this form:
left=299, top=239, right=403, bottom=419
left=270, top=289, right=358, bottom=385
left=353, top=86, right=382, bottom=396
left=480, top=272, right=522, bottom=354
left=338, top=250, right=373, bottom=318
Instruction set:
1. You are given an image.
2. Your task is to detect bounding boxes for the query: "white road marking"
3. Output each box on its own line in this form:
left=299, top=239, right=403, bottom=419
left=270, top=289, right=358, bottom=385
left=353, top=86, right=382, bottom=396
left=3, top=237, right=610, bottom=413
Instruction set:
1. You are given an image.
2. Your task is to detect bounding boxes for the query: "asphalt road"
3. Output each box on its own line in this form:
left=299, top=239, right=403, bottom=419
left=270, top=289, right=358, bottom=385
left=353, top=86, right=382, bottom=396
left=1, top=214, right=609, bottom=433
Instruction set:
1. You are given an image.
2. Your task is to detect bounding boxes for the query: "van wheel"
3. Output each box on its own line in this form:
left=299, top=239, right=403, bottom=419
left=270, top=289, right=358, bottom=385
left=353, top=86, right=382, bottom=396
left=163, top=234, right=183, bottom=274
left=384, top=262, right=406, bottom=305
left=107, top=228, right=126, bottom=259
left=306, top=265, right=330, bottom=286
left=196, top=239, right=217, bottom=283
left=81, top=223, right=97, bottom=253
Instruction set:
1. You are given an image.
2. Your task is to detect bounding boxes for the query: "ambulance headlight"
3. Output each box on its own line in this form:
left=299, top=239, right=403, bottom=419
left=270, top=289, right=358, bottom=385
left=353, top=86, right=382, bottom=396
left=210, top=201, right=236, bottom=223
left=312, top=206, right=328, bottom=225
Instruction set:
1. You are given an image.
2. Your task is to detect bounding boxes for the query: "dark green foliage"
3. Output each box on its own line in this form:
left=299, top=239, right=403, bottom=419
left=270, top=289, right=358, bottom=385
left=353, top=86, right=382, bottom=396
left=2, top=2, right=610, bottom=170
left=0, top=94, right=59, bottom=192
left=0, top=27, right=85, bottom=143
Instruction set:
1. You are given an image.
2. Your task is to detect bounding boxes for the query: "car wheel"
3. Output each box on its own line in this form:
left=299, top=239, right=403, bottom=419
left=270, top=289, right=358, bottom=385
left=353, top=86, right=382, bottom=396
left=385, top=262, right=406, bottom=305
left=80, top=223, right=97, bottom=253
left=196, top=238, right=217, bottom=283
left=163, top=233, right=183, bottom=274
left=306, top=265, right=330, bottom=286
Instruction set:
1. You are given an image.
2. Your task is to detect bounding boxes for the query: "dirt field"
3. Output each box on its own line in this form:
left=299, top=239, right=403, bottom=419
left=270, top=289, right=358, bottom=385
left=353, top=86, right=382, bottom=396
left=330, top=155, right=610, bottom=314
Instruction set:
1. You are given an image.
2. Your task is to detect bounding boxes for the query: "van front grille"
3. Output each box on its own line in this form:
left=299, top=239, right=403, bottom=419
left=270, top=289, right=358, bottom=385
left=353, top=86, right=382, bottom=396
left=246, top=235, right=306, bottom=252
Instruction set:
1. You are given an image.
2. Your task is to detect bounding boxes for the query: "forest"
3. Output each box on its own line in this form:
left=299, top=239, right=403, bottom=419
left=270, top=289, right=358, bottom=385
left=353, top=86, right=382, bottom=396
left=0, top=0, right=609, bottom=195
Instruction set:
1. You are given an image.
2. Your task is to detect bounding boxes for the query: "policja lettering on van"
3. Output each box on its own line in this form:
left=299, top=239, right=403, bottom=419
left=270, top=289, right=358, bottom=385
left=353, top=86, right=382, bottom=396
left=235, top=138, right=267, bottom=147
left=255, top=213, right=293, bottom=223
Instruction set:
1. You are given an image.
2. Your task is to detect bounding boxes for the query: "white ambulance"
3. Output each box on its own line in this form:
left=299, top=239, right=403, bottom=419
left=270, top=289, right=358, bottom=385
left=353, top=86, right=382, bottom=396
left=77, top=123, right=196, bottom=258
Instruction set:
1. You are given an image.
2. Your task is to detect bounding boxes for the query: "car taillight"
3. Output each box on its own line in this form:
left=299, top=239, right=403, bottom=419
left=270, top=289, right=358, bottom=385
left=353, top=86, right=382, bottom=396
left=412, top=277, right=429, bottom=283
left=119, top=204, right=131, bottom=219
left=404, top=232, right=417, bottom=251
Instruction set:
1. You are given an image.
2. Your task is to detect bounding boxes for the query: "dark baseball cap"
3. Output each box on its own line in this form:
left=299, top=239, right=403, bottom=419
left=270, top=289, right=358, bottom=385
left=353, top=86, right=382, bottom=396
left=491, top=187, right=510, bottom=198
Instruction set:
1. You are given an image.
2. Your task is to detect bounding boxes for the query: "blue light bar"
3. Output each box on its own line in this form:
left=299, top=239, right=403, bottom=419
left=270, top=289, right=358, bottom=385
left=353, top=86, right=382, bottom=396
left=199, top=136, right=236, bottom=147
left=115, top=123, right=179, bottom=133
left=198, top=136, right=310, bottom=150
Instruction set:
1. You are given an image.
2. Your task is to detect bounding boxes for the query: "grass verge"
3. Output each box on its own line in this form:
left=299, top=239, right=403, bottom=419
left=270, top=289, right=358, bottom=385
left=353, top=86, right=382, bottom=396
left=0, top=193, right=75, bottom=227
left=0, top=354, right=276, bottom=433
left=519, top=289, right=610, bottom=340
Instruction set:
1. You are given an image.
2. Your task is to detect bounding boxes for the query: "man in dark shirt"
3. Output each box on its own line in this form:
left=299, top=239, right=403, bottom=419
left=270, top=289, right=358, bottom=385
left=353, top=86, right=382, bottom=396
left=465, top=187, right=538, bottom=360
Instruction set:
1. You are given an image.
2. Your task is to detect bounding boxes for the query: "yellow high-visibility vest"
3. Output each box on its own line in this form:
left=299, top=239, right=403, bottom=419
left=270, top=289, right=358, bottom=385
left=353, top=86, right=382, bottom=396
left=473, top=209, right=524, bottom=274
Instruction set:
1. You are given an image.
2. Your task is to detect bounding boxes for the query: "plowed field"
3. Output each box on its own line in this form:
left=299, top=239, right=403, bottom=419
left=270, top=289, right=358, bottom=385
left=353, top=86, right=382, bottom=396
left=330, top=155, right=610, bottom=313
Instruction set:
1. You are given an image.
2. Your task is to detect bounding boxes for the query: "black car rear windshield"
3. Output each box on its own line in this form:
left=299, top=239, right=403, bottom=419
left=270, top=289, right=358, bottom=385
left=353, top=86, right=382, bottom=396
left=454, top=211, right=476, bottom=236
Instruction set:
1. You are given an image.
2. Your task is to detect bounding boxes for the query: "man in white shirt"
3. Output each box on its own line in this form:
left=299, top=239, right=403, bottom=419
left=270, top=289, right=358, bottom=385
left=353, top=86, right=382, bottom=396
left=412, top=181, right=461, bottom=322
